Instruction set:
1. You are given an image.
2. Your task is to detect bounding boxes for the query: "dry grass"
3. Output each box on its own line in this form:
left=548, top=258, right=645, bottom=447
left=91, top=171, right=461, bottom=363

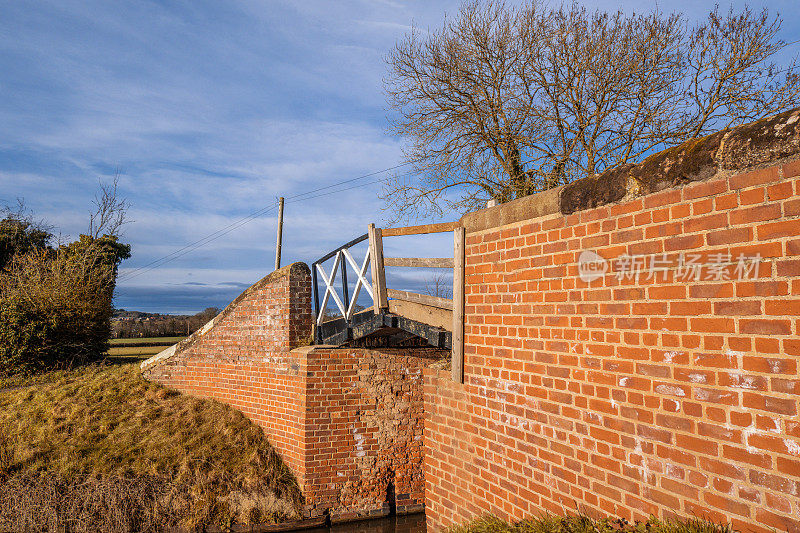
left=0, top=363, right=302, bottom=532
left=0, top=366, right=83, bottom=391
left=447, top=515, right=734, bottom=533
left=1, top=474, right=184, bottom=533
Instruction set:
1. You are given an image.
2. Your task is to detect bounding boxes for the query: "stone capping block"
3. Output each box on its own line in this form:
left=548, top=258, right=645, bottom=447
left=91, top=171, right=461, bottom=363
left=459, top=107, right=800, bottom=228
left=460, top=183, right=562, bottom=234
left=140, top=261, right=312, bottom=371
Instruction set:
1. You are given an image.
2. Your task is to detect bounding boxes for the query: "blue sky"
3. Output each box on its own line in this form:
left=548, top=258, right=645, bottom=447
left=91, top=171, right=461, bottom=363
left=2, top=0, right=798, bottom=314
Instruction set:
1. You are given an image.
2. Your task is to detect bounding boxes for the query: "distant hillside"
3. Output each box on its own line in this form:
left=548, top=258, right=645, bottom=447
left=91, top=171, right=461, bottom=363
left=113, top=309, right=189, bottom=320
left=112, top=307, right=220, bottom=338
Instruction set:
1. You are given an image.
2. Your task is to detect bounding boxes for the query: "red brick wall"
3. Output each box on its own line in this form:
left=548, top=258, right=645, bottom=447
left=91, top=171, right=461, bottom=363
left=425, top=159, right=800, bottom=532
left=142, top=262, right=313, bottom=478
left=302, top=347, right=445, bottom=522
left=141, top=262, right=444, bottom=520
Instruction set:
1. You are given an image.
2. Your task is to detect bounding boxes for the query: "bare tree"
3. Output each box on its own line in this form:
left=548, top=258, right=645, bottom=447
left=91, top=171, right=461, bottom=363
left=423, top=272, right=452, bottom=300
left=683, top=6, right=799, bottom=137
left=384, top=1, right=800, bottom=221
left=88, top=172, right=130, bottom=239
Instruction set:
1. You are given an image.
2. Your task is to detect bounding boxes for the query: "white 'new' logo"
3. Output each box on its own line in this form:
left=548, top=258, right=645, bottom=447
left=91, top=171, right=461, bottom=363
left=578, top=250, right=608, bottom=283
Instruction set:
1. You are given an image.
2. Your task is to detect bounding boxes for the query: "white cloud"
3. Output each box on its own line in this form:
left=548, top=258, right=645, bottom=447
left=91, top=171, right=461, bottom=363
left=3, top=0, right=797, bottom=312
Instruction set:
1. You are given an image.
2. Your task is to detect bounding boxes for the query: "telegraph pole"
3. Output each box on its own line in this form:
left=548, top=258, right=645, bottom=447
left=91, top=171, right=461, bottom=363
left=275, top=197, right=284, bottom=271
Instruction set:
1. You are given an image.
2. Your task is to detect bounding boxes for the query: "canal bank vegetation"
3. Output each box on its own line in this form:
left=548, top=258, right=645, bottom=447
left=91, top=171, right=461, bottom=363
left=448, top=515, right=733, bottom=533
left=0, top=364, right=302, bottom=532
left=0, top=184, right=131, bottom=378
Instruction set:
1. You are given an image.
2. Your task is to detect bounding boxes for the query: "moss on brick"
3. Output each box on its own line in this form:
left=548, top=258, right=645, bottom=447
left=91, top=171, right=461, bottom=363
left=552, top=108, right=800, bottom=215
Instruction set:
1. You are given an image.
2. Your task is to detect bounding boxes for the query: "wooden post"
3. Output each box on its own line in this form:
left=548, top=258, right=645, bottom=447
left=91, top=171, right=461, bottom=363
left=274, top=197, right=284, bottom=271
left=375, top=229, right=388, bottom=311
left=368, top=224, right=379, bottom=313
left=452, top=226, right=465, bottom=383
left=367, top=223, right=388, bottom=314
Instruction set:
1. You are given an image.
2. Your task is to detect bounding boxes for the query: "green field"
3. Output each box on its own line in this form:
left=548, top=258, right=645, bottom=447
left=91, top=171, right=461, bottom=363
left=106, top=337, right=185, bottom=360
left=107, top=345, right=171, bottom=357
left=109, top=336, right=186, bottom=346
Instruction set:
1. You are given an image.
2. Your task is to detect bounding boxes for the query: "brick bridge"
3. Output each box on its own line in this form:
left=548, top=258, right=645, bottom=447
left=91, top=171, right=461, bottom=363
left=143, top=108, right=800, bottom=532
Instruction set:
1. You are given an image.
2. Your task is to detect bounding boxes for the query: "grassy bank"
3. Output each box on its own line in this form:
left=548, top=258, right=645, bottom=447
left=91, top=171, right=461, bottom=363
left=0, top=364, right=301, bottom=532
left=448, top=515, right=733, bottom=533
left=0, top=366, right=82, bottom=391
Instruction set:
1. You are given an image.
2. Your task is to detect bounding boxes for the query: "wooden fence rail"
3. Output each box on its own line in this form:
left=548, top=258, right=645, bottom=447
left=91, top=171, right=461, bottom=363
left=311, top=221, right=465, bottom=383
left=370, top=222, right=465, bottom=383
left=386, top=288, right=453, bottom=310
left=383, top=257, right=454, bottom=268
left=380, top=221, right=457, bottom=237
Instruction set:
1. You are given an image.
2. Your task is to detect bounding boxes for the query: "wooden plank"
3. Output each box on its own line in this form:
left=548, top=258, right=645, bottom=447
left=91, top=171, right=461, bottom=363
left=388, top=299, right=452, bottom=331
left=384, top=257, right=454, bottom=268
left=368, top=224, right=379, bottom=314
left=368, top=224, right=388, bottom=313
left=381, top=221, right=458, bottom=237
left=387, top=288, right=453, bottom=310
left=452, top=226, right=465, bottom=384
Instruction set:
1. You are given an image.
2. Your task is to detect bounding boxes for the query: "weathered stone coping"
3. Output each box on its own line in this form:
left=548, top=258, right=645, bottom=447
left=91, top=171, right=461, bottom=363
left=459, top=107, right=800, bottom=233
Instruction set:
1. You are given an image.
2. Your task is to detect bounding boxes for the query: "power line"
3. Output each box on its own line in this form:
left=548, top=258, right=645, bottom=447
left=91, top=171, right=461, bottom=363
left=118, top=203, right=280, bottom=282
left=117, top=162, right=421, bottom=282
left=286, top=167, right=419, bottom=204
left=285, top=161, right=417, bottom=200
left=117, top=200, right=279, bottom=281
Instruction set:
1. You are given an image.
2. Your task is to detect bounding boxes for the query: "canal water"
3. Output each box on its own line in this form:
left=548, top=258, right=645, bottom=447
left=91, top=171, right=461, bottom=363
left=305, top=513, right=426, bottom=533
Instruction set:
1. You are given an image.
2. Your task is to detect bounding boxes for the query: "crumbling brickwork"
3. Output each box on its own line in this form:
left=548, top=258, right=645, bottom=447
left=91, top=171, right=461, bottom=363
left=302, top=346, right=445, bottom=522
left=425, top=156, right=800, bottom=532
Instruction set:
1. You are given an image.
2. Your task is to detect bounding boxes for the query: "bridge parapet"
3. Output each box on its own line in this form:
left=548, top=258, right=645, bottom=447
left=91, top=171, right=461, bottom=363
left=140, top=260, right=448, bottom=521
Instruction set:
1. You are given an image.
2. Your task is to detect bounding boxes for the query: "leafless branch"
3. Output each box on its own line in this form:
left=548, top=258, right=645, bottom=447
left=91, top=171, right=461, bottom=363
left=423, top=271, right=453, bottom=300
left=88, top=171, right=130, bottom=239
left=384, top=1, right=800, bottom=221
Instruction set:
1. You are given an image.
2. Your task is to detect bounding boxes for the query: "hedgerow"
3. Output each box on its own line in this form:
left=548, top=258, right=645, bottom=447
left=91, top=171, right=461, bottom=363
left=0, top=211, right=129, bottom=376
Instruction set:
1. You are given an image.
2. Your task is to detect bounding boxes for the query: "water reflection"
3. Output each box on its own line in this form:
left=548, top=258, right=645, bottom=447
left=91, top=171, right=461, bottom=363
left=306, top=513, right=426, bottom=533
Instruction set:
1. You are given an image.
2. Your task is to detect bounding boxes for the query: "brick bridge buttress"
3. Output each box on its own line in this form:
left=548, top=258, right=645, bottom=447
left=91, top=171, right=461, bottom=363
left=141, top=262, right=446, bottom=522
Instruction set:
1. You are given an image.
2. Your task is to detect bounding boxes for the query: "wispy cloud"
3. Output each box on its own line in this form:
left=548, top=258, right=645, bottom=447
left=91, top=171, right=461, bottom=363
left=2, top=0, right=797, bottom=312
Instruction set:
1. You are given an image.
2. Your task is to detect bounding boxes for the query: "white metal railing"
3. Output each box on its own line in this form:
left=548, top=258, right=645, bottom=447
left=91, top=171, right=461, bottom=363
left=311, top=221, right=465, bottom=383
left=312, top=233, right=371, bottom=327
